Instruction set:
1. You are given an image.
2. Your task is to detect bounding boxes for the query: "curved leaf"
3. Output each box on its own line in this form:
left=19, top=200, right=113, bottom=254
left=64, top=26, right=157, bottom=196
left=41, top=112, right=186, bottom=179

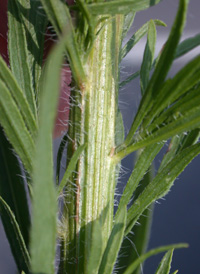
left=143, top=54, right=200, bottom=127
left=0, top=79, right=34, bottom=173
left=123, top=244, right=187, bottom=274
left=116, top=168, right=155, bottom=274
left=0, top=127, right=30, bottom=248
left=16, top=0, right=47, bottom=93
left=98, top=207, right=127, bottom=274
left=40, top=0, right=86, bottom=87
left=120, top=0, right=188, bottom=147
left=0, top=196, right=30, bottom=273
left=86, top=219, right=103, bottom=274
left=140, top=20, right=157, bottom=95
left=8, top=0, right=36, bottom=116
left=121, top=19, right=166, bottom=60
left=155, top=249, right=174, bottom=274
left=57, top=144, right=86, bottom=195
left=116, top=143, right=162, bottom=217
left=126, top=143, right=200, bottom=234
left=88, top=0, right=162, bottom=15
left=30, top=35, right=67, bottom=274
left=175, top=33, right=200, bottom=59
left=0, top=55, right=37, bottom=138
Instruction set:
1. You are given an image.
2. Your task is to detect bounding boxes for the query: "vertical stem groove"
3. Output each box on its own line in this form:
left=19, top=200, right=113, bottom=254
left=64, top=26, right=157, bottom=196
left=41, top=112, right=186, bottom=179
left=60, top=15, right=124, bottom=274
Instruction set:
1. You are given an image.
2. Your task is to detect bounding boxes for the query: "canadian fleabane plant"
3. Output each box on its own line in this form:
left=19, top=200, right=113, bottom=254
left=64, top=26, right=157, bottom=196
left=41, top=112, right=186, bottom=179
left=0, top=0, right=200, bottom=273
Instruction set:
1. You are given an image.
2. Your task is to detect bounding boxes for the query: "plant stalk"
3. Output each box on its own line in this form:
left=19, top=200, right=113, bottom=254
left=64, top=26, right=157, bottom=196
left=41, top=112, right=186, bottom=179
left=58, top=15, right=124, bottom=274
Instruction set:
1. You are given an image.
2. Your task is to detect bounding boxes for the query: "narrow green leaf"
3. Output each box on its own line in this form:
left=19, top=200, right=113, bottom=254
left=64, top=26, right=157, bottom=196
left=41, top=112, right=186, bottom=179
left=145, top=83, right=200, bottom=132
left=0, top=79, right=34, bottom=173
left=117, top=168, right=154, bottom=274
left=16, top=0, right=47, bottom=93
left=180, top=128, right=200, bottom=150
left=0, top=127, right=30, bottom=248
left=88, top=0, right=162, bottom=15
left=30, top=36, right=66, bottom=274
left=56, top=133, right=68, bottom=184
left=116, top=144, right=162, bottom=217
left=121, top=0, right=188, bottom=147
left=155, top=249, right=174, bottom=274
left=119, top=71, right=140, bottom=88
left=120, top=29, right=199, bottom=89
left=40, top=0, right=86, bottom=87
left=0, top=55, right=37, bottom=138
left=98, top=206, right=127, bottom=274
left=175, top=33, right=200, bottom=59
left=123, top=244, right=187, bottom=274
left=57, top=144, right=86, bottom=194
left=76, top=0, right=96, bottom=53
left=122, top=11, right=135, bottom=40
left=8, top=0, right=36, bottom=117
left=121, top=19, right=166, bottom=60
left=114, top=90, right=200, bottom=161
left=0, top=196, right=30, bottom=273
left=159, top=135, right=184, bottom=172
left=143, top=54, right=200, bottom=127
left=172, top=271, right=179, bottom=274
left=126, top=143, right=200, bottom=233
left=87, top=219, right=103, bottom=274
left=159, top=129, right=200, bottom=172
left=140, top=20, right=157, bottom=95
left=115, top=110, right=125, bottom=146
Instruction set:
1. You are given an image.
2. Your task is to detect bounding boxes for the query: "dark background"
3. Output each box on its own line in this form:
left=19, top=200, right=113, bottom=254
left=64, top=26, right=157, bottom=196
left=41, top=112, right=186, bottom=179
left=0, top=0, right=199, bottom=273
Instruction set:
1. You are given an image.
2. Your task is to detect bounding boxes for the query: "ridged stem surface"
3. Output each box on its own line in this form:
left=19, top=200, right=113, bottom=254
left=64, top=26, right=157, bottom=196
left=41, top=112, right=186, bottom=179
left=59, top=15, right=124, bottom=274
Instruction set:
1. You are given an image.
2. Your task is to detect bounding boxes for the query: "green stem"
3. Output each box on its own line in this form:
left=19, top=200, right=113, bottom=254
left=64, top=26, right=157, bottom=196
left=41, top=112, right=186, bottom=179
left=59, top=15, right=124, bottom=274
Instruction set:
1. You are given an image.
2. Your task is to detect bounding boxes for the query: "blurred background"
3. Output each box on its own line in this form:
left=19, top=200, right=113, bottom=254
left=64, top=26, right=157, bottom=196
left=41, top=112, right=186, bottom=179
left=0, top=0, right=199, bottom=273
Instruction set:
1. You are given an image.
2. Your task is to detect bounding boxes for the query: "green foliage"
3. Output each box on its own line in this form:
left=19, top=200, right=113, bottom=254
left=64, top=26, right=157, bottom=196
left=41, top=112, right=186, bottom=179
left=87, top=0, right=162, bottom=15
left=140, top=20, right=157, bottom=95
left=0, top=197, right=30, bottom=273
left=121, top=19, right=166, bottom=60
left=8, top=0, right=37, bottom=117
left=0, top=78, right=34, bottom=173
left=86, top=218, right=103, bottom=274
left=57, top=144, right=86, bottom=194
left=123, top=244, right=187, bottom=274
left=0, top=0, right=199, bottom=273
left=155, top=249, right=174, bottom=274
left=0, top=127, right=30, bottom=251
left=40, top=0, right=86, bottom=87
left=30, top=35, right=67, bottom=273
left=98, top=207, right=127, bottom=274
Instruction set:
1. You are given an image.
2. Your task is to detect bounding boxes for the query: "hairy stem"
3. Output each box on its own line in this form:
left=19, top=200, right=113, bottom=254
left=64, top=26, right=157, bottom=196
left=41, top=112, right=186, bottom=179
left=59, top=15, right=124, bottom=274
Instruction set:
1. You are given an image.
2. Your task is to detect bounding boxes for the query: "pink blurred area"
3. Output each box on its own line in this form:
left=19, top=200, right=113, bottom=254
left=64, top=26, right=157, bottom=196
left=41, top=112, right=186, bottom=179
left=0, top=1, right=72, bottom=139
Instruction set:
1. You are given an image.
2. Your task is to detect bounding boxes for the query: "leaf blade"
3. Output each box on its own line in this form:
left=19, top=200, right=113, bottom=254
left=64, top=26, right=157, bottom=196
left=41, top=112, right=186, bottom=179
left=88, top=0, right=162, bottom=15
left=86, top=219, right=103, bottom=274
left=40, top=0, right=86, bottom=87
left=30, top=36, right=66, bottom=274
left=121, top=19, right=166, bottom=60
left=0, top=79, right=34, bottom=173
left=57, top=144, right=86, bottom=194
left=0, top=55, right=37, bottom=138
left=0, top=196, right=30, bottom=273
left=123, top=244, right=187, bottom=274
left=116, top=144, right=162, bottom=217
left=122, top=0, right=188, bottom=147
left=126, top=143, right=200, bottom=233
left=98, top=207, right=127, bottom=274
left=0, top=127, right=30, bottom=248
left=155, top=249, right=174, bottom=274
left=8, top=0, right=36, bottom=116
left=140, top=20, right=157, bottom=95
left=16, top=0, right=48, bottom=93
